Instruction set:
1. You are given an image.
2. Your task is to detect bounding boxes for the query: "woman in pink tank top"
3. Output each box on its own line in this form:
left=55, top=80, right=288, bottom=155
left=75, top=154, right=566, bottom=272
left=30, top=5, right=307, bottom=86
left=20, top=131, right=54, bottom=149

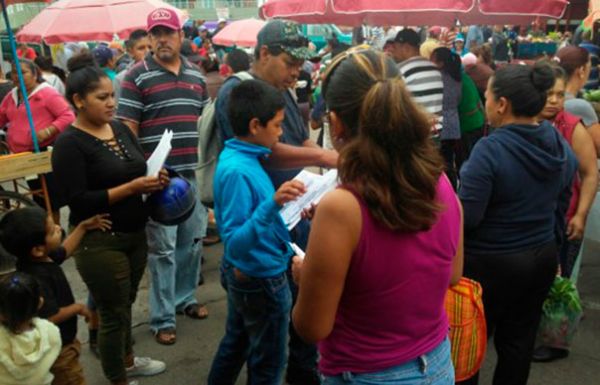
left=292, top=49, right=464, bottom=384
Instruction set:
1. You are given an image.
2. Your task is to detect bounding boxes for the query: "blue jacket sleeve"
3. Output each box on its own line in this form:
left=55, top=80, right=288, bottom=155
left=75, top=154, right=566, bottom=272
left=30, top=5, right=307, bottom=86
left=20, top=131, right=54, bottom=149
left=215, top=77, right=242, bottom=144
left=310, top=96, right=326, bottom=122
left=217, top=171, right=282, bottom=259
left=459, top=138, right=496, bottom=230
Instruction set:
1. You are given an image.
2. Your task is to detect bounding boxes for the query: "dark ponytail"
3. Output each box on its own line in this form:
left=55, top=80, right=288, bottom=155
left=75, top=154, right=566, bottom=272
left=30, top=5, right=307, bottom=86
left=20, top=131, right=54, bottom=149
left=490, top=61, right=555, bottom=117
left=531, top=63, right=555, bottom=92
left=431, top=47, right=462, bottom=82
left=0, top=272, right=41, bottom=334
left=66, top=52, right=108, bottom=108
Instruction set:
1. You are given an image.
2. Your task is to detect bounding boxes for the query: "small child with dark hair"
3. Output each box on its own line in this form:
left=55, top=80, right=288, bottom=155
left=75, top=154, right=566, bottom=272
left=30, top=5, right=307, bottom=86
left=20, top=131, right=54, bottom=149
left=114, top=29, right=151, bottom=102
left=224, top=48, right=250, bottom=75
left=0, top=271, right=61, bottom=385
left=207, top=79, right=306, bottom=384
left=0, top=207, right=111, bottom=385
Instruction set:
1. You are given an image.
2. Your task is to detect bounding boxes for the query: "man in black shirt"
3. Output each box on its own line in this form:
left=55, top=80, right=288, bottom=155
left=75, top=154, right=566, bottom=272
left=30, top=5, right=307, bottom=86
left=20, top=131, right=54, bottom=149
left=0, top=207, right=111, bottom=385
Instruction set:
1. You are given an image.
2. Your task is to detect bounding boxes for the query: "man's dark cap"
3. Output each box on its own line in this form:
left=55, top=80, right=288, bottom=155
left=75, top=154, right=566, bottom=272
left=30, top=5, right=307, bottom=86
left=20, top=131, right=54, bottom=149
left=394, top=29, right=420, bottom=47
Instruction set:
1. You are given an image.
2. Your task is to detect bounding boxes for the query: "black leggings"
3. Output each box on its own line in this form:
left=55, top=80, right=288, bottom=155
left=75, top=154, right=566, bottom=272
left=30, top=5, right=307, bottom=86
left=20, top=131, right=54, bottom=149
left=441, top=139, right=460, bottom=191
left=459, top=242, right=557, bottom=385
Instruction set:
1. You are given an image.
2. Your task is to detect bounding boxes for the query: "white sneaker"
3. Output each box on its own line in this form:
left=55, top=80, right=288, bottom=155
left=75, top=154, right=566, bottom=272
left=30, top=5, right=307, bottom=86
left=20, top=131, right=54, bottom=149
left=128, top=381, right=139, bottom=385
left=126, top=356, right=166, bottom=377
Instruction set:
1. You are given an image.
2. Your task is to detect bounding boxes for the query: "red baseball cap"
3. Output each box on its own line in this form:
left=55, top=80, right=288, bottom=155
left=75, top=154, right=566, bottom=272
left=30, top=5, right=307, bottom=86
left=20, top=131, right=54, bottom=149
left=147, top=8, right=181, bottom=32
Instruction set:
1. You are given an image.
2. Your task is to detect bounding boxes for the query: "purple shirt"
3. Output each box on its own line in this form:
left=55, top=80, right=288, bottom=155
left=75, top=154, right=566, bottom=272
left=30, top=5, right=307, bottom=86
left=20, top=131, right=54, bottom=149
left=319, top=174, right=460, bottom=375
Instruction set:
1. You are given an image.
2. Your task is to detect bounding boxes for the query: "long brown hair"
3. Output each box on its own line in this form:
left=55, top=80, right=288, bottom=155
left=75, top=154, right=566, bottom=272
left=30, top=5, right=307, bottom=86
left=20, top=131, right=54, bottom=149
left=323, top=49, right=444, bottom=232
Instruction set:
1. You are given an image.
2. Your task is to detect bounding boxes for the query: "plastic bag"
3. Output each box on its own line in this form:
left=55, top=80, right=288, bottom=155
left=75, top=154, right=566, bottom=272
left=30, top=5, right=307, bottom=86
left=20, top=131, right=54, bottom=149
left=537, top=276, right=583, bottom=350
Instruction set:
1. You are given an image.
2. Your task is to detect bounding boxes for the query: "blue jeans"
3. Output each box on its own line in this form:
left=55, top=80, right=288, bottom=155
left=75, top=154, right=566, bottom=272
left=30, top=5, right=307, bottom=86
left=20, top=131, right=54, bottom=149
left=147, top=179, right=208, bottom=332
left=321, top=338, right=454, bottom=385
left=208, top=262, right=292, bottom=385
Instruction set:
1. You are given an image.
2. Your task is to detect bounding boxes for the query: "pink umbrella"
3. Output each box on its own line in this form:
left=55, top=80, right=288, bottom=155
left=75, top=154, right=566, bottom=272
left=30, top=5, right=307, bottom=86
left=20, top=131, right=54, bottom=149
left=212, top=18, right=266, bottom=47
left=260, top=0, right=568, bottom=26
left=16, top=0, right=188, bottom=44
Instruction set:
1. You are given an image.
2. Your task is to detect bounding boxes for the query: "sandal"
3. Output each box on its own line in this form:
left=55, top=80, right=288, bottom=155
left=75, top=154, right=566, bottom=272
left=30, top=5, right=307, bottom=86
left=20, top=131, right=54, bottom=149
left=154, top=328, right=176, bottom=345
left=202, top=235, right=221, bottom=246
left=179, top=303, right=209, bottom=320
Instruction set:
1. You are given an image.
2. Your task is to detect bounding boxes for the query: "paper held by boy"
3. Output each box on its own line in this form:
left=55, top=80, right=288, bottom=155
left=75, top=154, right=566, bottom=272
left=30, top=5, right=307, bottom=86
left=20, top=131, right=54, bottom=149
left=280, top=169, right=338, bottom=231
left=146, top=129, right=173, bottom=176
left=289, top=242, right=305, bottom=260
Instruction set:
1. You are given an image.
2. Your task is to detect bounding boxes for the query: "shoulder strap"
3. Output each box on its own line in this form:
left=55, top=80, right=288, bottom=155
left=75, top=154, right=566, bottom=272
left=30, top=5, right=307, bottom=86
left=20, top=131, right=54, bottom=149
left=232, top=71, right=254, bottom=82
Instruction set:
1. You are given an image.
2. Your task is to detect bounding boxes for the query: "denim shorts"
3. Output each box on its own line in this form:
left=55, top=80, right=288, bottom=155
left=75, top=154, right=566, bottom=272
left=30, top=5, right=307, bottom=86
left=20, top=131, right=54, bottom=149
left=321, top=338, right=454, bottom=385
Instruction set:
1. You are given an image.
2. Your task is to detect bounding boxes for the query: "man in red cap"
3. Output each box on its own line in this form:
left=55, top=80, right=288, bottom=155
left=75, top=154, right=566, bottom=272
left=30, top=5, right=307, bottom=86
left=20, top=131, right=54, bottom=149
left=117, top=7, right=210, bottom=346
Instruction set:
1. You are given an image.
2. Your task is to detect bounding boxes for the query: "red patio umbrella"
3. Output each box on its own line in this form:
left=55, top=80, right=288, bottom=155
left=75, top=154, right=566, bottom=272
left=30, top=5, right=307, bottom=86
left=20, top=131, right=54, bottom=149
left=16, top=0, right=188, bottom=44
left=212, top=18, right=266, bottom=47
left=260, top=0, right=568, bottom=27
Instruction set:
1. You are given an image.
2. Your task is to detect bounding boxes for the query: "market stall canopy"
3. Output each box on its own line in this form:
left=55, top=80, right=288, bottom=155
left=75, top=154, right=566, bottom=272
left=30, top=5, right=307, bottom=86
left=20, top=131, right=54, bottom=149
left=212, top=18, right=266, bottom=47
left=260, top=0, right=569, bottom=27
left=16, top=0, right=188, bottom=44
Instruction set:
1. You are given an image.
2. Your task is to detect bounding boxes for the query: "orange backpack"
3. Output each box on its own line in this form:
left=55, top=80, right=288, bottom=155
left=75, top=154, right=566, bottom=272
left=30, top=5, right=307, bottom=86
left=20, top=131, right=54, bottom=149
left=445, top=277, right=487, bottom=381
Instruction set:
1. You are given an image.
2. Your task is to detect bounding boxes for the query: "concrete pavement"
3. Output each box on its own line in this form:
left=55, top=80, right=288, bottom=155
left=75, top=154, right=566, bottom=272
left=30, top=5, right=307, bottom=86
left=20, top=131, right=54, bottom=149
left=63, top=194, right=600, bottom=385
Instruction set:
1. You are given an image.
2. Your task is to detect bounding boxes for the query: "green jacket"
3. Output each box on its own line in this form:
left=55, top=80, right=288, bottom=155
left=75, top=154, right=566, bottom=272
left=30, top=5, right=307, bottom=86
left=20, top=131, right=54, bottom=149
left=458, top=72, right=485, bottom=133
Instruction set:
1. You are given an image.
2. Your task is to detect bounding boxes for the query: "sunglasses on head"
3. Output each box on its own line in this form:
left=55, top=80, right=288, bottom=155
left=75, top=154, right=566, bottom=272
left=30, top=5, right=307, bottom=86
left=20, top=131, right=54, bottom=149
left=323, top=45, right=371, bottom=78
left=322, top=46, right=372, bottom=97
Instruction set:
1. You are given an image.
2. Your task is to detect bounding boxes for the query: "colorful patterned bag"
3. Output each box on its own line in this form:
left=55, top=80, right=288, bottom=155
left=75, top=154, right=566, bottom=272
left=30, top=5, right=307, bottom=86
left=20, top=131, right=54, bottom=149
left=445, top=277, right=487, bottom=381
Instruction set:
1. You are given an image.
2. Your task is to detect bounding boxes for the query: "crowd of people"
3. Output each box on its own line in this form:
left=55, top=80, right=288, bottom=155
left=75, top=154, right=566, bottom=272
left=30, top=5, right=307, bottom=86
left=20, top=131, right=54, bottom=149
left=0, top=9, right=598, bottom=385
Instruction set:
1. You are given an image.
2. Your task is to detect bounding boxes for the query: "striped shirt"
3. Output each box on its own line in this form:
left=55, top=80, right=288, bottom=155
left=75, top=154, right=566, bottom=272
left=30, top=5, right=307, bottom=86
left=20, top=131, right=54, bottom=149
left=117, top=54, right=209, bottom=174
left=397, top=56, right=444, bottom=134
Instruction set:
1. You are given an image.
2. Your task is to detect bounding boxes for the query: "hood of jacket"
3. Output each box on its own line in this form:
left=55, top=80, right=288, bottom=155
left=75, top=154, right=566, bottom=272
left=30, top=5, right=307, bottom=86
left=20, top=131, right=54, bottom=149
left=488, top=120, right=571, bottom=181
left=0, top=318, right=60, bottom=381
left=10, top=82, right=53, bottom=105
